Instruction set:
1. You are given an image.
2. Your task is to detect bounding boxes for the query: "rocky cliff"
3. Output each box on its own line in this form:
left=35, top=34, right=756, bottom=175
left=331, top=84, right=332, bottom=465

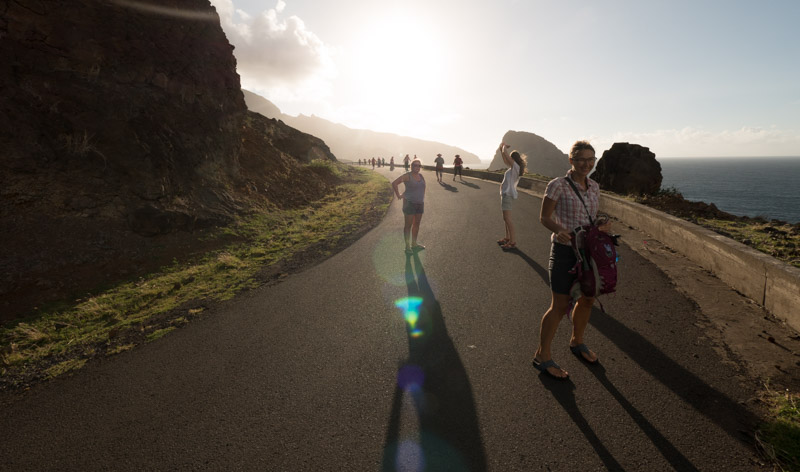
left=0, top=0, right=336, bottom=320
left=243, top=90, right=482, bottom=165
left=487, top=130, right=569, bottom=177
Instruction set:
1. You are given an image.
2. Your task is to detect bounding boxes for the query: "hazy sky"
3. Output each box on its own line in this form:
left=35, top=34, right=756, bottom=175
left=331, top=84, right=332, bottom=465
left=210, top=0, right=799, bottom=160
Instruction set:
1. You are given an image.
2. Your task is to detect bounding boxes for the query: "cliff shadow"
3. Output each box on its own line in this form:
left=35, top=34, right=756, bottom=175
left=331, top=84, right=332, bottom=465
left=382, top=253, right=486, bottom=471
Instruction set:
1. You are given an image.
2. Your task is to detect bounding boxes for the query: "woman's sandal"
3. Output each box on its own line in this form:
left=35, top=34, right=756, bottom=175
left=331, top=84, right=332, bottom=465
left=501, top=242, right=517, bottom=250
left=532, top=358, right=569, bottom=380
left=570, top=343, right=599, bottom=365
left=497, top=238, right=509, bottom=245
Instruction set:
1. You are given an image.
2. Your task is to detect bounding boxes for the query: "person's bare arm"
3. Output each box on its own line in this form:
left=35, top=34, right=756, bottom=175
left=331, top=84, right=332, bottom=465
left=392, top=174, right=408, bottom=200
left=499, top=143, right=512, bottom=167
left=540, top=196, right=572, bottom=244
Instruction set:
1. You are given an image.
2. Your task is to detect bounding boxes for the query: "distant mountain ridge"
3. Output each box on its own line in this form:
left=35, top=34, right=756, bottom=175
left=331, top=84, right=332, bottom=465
left=488, top=130, right=569, bottom=178
left=243, top=90, right=481, bottom=165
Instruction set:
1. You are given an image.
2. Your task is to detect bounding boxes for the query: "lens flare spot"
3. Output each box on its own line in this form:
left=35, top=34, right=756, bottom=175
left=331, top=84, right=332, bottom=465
left=396, top=440, right=424, bottom=472
left=395, top=297, right=424, bottom=335
left=397, top=364, right=425, bottom=391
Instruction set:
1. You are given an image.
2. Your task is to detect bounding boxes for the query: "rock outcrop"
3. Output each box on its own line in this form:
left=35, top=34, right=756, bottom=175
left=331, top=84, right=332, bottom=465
left=487, top=131, right=569, bottom=178
left=0, top=0, right=337, bottom=320
left=243, top=90, right=482, bottom=165
left=591, top=142, right=662, bottom=195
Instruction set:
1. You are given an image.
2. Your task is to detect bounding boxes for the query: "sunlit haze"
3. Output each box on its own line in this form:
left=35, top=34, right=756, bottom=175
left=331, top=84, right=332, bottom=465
left=211, top=0, right=800, bottom=160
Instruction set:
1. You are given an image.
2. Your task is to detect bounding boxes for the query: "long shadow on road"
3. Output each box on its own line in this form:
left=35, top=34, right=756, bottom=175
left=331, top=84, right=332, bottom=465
left=509, top=248, right=549, bottom=286
left=537, top=376, right=626, bottom=471
left=382, top=253, right=486, bottom=471
left=590, top=308, right=759, bottom=441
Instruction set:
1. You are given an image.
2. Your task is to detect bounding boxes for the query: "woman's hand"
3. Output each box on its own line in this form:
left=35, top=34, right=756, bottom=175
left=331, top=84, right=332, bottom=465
left=598, top=222, right=612, bottom=233
left=555, top=230, right=572, bottom=244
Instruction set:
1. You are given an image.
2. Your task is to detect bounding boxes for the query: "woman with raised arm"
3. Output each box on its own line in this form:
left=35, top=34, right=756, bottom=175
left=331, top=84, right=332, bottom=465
left=392, top=158, right=427, bottom=255
left=497, top=143, right=526, bottom=250
left=533, top=140, right=611, bottom=380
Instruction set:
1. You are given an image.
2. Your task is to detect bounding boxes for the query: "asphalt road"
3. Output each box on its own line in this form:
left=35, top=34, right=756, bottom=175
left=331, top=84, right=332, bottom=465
left=0, top=166, right=766, bottom=471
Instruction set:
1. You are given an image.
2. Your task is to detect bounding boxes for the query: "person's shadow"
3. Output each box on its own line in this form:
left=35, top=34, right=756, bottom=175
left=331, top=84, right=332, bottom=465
left=458, top=180, right=480, bottom=189
left=510, top=248, right=549, bottom=286
left=586, top=363, right=700, bottom=471
left=537, top=376, right=626, bottom=471
left=382, top=253, right=486, bottom=471
left=439, top=181, right=458, bottom=192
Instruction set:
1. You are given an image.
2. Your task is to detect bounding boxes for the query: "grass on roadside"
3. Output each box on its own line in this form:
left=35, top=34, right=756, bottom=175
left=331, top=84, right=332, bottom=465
left=0, top=165, right=390, bottom=388
left=693, top=218, right=800, bottom=269
left=757, top=387, right=800, bottom=471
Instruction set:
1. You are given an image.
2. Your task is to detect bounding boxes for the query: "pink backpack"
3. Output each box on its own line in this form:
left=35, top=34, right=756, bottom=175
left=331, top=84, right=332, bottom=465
left=570, top=224, right=618, bottom=298
left=564, top=178, right=620, bottom=312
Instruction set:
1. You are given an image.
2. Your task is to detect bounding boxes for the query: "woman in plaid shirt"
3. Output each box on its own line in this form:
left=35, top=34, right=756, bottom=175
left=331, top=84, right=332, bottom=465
left=532, top=141, right=612, bottom=380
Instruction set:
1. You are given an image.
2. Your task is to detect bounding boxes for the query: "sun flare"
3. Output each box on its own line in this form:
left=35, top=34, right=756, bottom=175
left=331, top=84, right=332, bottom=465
left=345, top=12, right=445, bottom=128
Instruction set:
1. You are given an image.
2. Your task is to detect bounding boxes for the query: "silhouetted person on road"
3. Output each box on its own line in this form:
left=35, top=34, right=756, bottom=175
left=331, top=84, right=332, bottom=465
left=434, top=153, right=445, bottom=182
left=452, top=154, right=464, bottom=181
left=392, top=158, right=427, bottom=255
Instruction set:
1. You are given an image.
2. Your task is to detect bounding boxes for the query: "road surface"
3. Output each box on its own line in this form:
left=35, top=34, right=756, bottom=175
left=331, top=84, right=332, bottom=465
left=0, top=166, right=765, bottom=471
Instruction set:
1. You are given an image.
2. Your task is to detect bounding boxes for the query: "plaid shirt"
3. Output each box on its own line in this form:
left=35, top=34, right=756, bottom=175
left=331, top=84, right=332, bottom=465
left=543, top=171, right=600, bottom=245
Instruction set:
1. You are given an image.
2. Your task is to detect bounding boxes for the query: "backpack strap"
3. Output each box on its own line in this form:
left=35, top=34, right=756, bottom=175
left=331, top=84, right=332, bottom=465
left=564, top=177, right=594, bottom=226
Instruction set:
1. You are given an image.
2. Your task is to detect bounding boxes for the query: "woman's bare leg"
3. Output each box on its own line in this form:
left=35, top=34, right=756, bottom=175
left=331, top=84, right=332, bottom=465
left=535, top=292, right=572, bottom=378
left=570, top=296, right=597, bottom=362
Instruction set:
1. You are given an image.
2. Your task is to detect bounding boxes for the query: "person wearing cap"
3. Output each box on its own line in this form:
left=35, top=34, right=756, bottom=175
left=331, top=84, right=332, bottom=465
left=453, top=154, right=464, bottom=181
left=434, top=153, right=445, bottom=182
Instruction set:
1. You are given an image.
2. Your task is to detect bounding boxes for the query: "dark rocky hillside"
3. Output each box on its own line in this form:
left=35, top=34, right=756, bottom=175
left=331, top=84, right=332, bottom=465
left=0, top=0, right=337, bottom=321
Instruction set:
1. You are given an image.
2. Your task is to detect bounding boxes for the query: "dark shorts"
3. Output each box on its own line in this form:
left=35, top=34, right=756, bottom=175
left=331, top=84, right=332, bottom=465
left=549, top=243, right=578, bottom=295
left=403, top=200, right=424, bottom=215
left=454, top=165, right=463, bottom=176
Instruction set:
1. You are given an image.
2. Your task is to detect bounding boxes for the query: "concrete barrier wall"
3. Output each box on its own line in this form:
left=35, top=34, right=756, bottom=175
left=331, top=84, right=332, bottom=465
left=423, top=165, right=800, bottom=331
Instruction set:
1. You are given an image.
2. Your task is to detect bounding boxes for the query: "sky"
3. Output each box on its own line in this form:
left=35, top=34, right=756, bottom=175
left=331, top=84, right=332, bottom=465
left=209, top=0, right=800, bottom=161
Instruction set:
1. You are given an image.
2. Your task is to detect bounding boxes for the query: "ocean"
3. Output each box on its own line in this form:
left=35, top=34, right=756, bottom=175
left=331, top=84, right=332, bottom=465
left=659, top=156, right=800, bottom=224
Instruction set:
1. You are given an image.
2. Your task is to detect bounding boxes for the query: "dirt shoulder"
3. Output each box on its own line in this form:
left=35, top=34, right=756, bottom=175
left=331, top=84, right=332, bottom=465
left=613, top=220, right=800, bottom=392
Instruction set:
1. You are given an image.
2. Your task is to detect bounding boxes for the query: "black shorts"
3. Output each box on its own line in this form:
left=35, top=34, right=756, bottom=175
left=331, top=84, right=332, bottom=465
left=403, top=200, right=424, bottom=215
left=549, top=243, right=578, bottom=295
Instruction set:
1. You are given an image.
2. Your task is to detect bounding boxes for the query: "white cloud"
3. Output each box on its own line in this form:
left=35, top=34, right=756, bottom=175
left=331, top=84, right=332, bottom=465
left=210, top=0, right=336, bottom=101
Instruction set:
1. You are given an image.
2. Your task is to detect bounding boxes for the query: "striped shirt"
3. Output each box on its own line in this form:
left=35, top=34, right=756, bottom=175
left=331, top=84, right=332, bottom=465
left=543, top=171, right=600, bottom=245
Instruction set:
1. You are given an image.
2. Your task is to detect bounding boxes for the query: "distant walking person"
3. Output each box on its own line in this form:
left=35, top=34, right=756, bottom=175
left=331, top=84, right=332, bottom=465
left=403, top=154, right=410, bottom=171
left=372, top=157, right=376, bottom=169
left=533, top=140, right=611, bottom=380
left=497, top=143, right=527, bottom=250
left=453, top=154, right=464, bottom=181
left=390, top=156, right=395, bottom=171
left=434, top=153, right=445, bottom=182
left=392, top=158, right=427, bottom=255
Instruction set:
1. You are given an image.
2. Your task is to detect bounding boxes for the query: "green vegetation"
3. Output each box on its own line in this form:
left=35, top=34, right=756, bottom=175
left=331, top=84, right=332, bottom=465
left=694, top=218, right=800, bottom=269
left=758, top=388, right=800, bottom=471
left=0, top=165, right=390, bottom=388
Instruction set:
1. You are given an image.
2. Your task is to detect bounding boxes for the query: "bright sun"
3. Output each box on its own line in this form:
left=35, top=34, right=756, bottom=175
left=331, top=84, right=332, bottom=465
left=345, top=12, right=446, bottom=129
